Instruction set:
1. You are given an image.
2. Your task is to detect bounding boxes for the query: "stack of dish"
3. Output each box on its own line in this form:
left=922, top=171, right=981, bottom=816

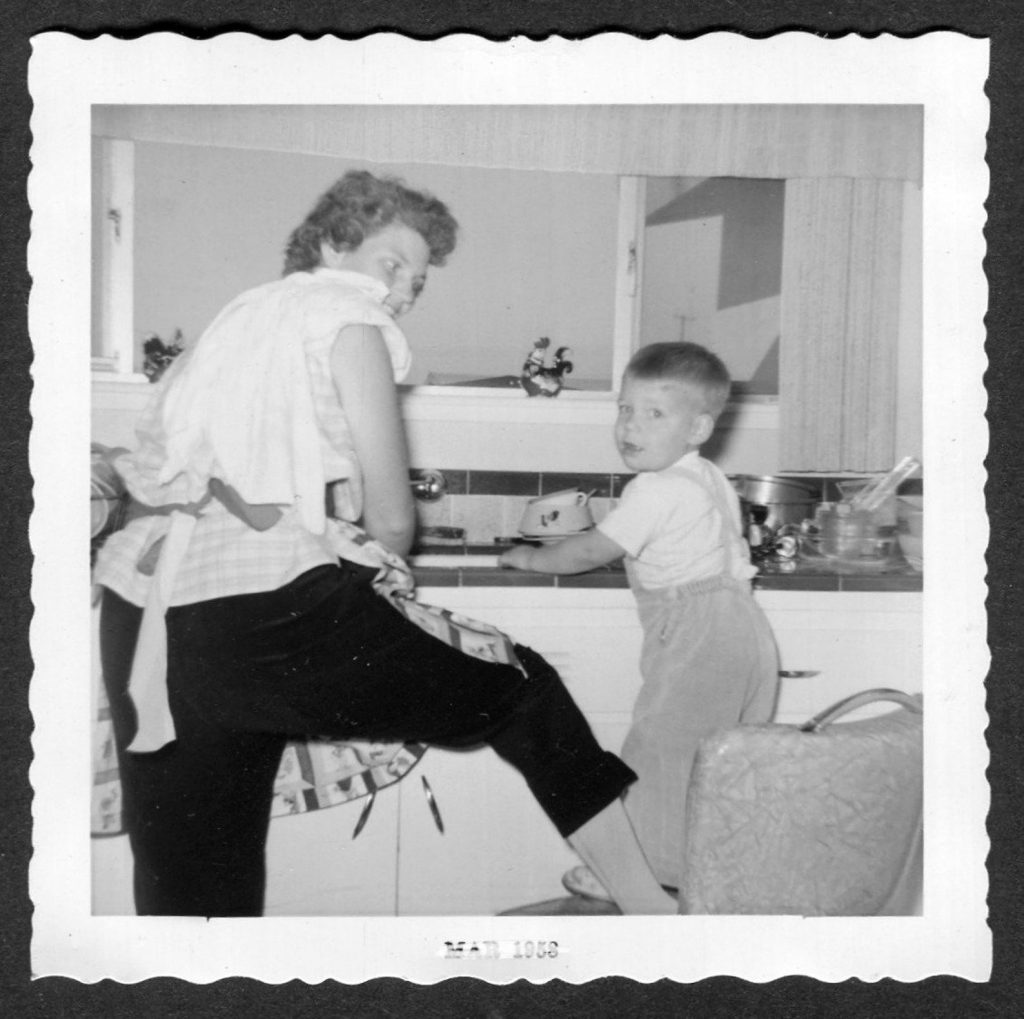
left=519, top=530, right=594, bottom=545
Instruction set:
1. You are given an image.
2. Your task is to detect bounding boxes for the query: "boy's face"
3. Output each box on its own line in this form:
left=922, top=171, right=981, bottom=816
left=614, top=374, right=713, bottom=473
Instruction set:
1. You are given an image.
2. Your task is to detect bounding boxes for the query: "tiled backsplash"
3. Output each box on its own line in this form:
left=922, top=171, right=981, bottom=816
left=412, top=468, right=924, bottom=545
left=425, top=468, right=630, bottom=499
left=412, top=468, right=626, bottom=544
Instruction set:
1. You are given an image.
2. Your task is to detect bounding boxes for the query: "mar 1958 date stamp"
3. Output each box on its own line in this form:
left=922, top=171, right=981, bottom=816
left=443, top=940, right=559, bottom=960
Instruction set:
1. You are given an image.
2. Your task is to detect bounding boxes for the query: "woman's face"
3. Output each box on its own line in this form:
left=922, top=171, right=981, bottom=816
left=322, top=222, right=431, bottom=318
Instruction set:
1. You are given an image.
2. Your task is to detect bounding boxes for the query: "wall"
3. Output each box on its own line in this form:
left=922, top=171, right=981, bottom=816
left=132, top=141, right=619, bottom=388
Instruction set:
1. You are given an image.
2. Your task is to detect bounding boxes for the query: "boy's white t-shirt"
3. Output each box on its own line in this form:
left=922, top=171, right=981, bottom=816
left=597, top=451, right=756, bottom=591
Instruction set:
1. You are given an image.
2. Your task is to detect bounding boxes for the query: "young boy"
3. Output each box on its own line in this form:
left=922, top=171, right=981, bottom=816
left=500, top=342, right=779, bottom=897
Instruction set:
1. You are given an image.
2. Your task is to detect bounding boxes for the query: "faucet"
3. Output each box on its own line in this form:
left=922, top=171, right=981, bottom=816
left=410, top=469, right=447, bottom=502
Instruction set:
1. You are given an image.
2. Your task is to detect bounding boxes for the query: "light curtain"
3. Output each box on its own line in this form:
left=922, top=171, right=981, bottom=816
left=93, top=104, right=922, bottom=183
left=780, top=178, right=906, bottom=471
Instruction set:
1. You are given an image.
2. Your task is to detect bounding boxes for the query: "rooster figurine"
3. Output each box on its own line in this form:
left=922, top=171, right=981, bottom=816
left=520, top=337, right=574, bottom=397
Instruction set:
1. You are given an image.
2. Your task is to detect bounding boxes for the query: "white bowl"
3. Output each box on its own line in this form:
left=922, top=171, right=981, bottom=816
left=518, top=500, right=594, bottom=537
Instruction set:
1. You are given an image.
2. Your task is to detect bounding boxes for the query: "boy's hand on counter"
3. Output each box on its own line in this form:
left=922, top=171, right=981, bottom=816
left=500, top=529, right=625, bottom=575
left=500, top=545, right=536, bottom=571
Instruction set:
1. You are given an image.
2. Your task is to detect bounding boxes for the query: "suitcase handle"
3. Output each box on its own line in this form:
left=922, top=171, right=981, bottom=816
left=799, top=688, right=923, bottom=733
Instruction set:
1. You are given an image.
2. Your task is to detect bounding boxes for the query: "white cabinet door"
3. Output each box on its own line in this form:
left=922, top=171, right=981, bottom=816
left=91, top=834, right=136, bottom=916
left=264, top=793, right=400, bottom=916
left=756, top=590, right=923, bottom=724
left=395, top=745, right=580, bottom=916
left=415, top=588, right=645, bottom=720
left=395, top=717, right=635, bottom=917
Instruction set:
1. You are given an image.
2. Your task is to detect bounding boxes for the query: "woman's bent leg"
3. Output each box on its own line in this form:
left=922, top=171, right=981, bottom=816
left=174, top=565, right=637, bottom=841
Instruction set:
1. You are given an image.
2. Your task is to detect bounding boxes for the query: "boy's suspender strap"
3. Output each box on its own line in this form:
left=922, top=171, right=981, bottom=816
left=665, top=465, right=743, bottom=579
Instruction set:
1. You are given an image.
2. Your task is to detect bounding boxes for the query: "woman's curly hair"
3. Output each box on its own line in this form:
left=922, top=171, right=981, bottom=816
left=283, top=170, right=458, bottom=275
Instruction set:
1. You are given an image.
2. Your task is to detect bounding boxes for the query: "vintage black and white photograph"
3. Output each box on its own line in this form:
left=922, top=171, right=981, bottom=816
left=28, top=33, right=990, bottom=984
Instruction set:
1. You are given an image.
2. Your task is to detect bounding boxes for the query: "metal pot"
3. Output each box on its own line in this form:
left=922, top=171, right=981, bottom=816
left=731, top=475, right=821, bottom=533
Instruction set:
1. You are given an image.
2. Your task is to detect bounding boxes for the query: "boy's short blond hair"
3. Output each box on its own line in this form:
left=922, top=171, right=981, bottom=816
left=624, top=342, right=732, bottom=418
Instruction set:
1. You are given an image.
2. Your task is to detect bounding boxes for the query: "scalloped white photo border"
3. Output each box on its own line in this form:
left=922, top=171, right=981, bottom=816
left=27, top=32, right=990, bottom=984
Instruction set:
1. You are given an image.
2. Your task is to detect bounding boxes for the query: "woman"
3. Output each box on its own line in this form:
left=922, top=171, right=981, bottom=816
left=94, top=170, right=676, bottom=917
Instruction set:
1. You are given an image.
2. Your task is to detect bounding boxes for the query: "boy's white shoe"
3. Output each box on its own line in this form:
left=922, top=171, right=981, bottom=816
left=561, top=864, right=614, bottom=902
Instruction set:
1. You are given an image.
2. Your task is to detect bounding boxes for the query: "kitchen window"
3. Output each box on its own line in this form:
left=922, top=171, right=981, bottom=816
left=89, top=146, right=782, bottom=404
left=91, top=138, right=141, bottom=380
left=624, top=175, right=785, bottom=400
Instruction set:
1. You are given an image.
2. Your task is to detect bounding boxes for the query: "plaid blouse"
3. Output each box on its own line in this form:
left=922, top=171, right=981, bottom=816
left=93, top=270, right=408, bottom=608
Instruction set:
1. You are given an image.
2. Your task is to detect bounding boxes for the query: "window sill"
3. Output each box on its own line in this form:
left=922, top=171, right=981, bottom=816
left=92, top=376, right=780, bottom=433
left=399, top=386, right=779, bottom=429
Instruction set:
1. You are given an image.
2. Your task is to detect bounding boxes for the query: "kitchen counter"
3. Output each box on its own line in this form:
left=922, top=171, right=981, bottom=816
left=410, top=544, right=923, bottom=593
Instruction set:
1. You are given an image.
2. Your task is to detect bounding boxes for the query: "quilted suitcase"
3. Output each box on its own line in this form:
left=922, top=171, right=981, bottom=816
left=679, top=689, right=923, bottom=916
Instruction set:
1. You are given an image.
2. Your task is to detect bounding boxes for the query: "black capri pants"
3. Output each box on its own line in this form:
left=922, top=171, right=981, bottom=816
left=100, top=561, right=635, bottom=916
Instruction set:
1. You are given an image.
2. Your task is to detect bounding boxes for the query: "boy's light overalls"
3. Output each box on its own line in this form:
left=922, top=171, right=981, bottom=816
left=620, top=465, right=780, bottom=888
